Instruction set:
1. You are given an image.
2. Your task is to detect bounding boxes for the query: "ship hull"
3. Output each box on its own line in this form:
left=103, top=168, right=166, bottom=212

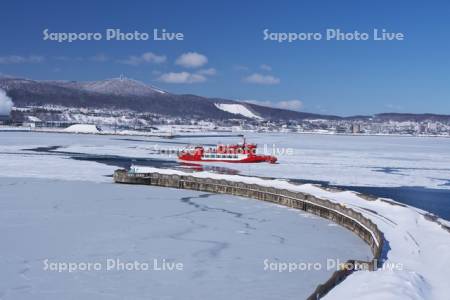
left=177, top=140, right=277, bottom=164
left=178, top=154, right=277, bottom=164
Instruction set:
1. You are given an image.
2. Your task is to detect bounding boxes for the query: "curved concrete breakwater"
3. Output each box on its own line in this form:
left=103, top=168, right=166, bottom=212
left=113, top=169, right=384, bottom=299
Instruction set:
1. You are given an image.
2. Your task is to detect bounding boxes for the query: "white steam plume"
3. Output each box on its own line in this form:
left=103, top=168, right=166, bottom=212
left=0, top=88, right=14, bottom=115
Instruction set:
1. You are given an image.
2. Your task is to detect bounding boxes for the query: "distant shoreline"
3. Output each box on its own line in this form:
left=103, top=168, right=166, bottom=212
left=1, top=125, right=449, bottom=139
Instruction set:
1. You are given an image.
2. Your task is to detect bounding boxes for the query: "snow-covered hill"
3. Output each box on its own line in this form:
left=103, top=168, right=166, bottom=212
left=51, top=77, right=167, bottom=96
left=0, top=75, right=341, bottom=121
left=214, top=103, right=263, bottom=120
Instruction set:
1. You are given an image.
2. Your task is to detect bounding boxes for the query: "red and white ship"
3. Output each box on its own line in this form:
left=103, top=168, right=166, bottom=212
left=178, top=139, right=277, bottom=164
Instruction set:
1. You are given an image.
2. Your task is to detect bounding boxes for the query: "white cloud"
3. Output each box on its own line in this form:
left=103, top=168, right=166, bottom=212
left=0, top=88, right=14, bottom=115
left=260, top=64, right=272, bottom=71
left=385, top=103, right=403, bottom=111
left=175, top=52, right=208, bottom=68
left=196, top=68, right=216, bottom=76
left=89, top=53, right=109, bottom=62
left=243, top=73, right=280, bottom=85
left=233, top=65, right=249, bottom=71
left=54, top=56, right=70, bottom=61
left=278, top=99, right=303, bottom=110
left=0, top=55, right=44, bottom=64
left=245, top=99, right=272, bottom=107
left=158, top=72, right=206, bottom=84
left=245, top=99, right=303, bottom=111
left=118, top=52, right=166, bottom=65
left=142, top=52, right=166, bottom=63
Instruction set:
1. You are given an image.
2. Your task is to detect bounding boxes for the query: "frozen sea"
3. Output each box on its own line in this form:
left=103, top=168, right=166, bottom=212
left=0, top=178, right=371, bottom=299
left=0, top=131, right=378, bottom=299
left=1, top=131, right=449, bottom=219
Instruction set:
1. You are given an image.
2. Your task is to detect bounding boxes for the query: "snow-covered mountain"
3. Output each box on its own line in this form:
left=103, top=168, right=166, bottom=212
left=2, top=75, right=450, bottom=123
left=50, top=77, right=167, bottom=96
left=0, top=75, right=338, bottom=121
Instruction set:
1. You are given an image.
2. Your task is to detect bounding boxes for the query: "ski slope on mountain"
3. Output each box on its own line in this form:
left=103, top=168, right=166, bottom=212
left=214, top=103, right=263, bottom=120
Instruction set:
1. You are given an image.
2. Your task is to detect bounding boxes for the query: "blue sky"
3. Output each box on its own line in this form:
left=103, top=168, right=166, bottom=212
left=1, top=0, right=449, bottom=116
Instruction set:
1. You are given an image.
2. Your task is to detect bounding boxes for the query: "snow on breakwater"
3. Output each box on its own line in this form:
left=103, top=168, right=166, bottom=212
left=63, top=124, right=100, bottom=133
left=130, top=166, right=450, bottom=300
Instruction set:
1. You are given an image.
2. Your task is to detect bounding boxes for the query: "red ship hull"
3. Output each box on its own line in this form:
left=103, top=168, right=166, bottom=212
left=178, top=141, right=277, bottom=164
left=178, top=154, right=276, bottom=163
